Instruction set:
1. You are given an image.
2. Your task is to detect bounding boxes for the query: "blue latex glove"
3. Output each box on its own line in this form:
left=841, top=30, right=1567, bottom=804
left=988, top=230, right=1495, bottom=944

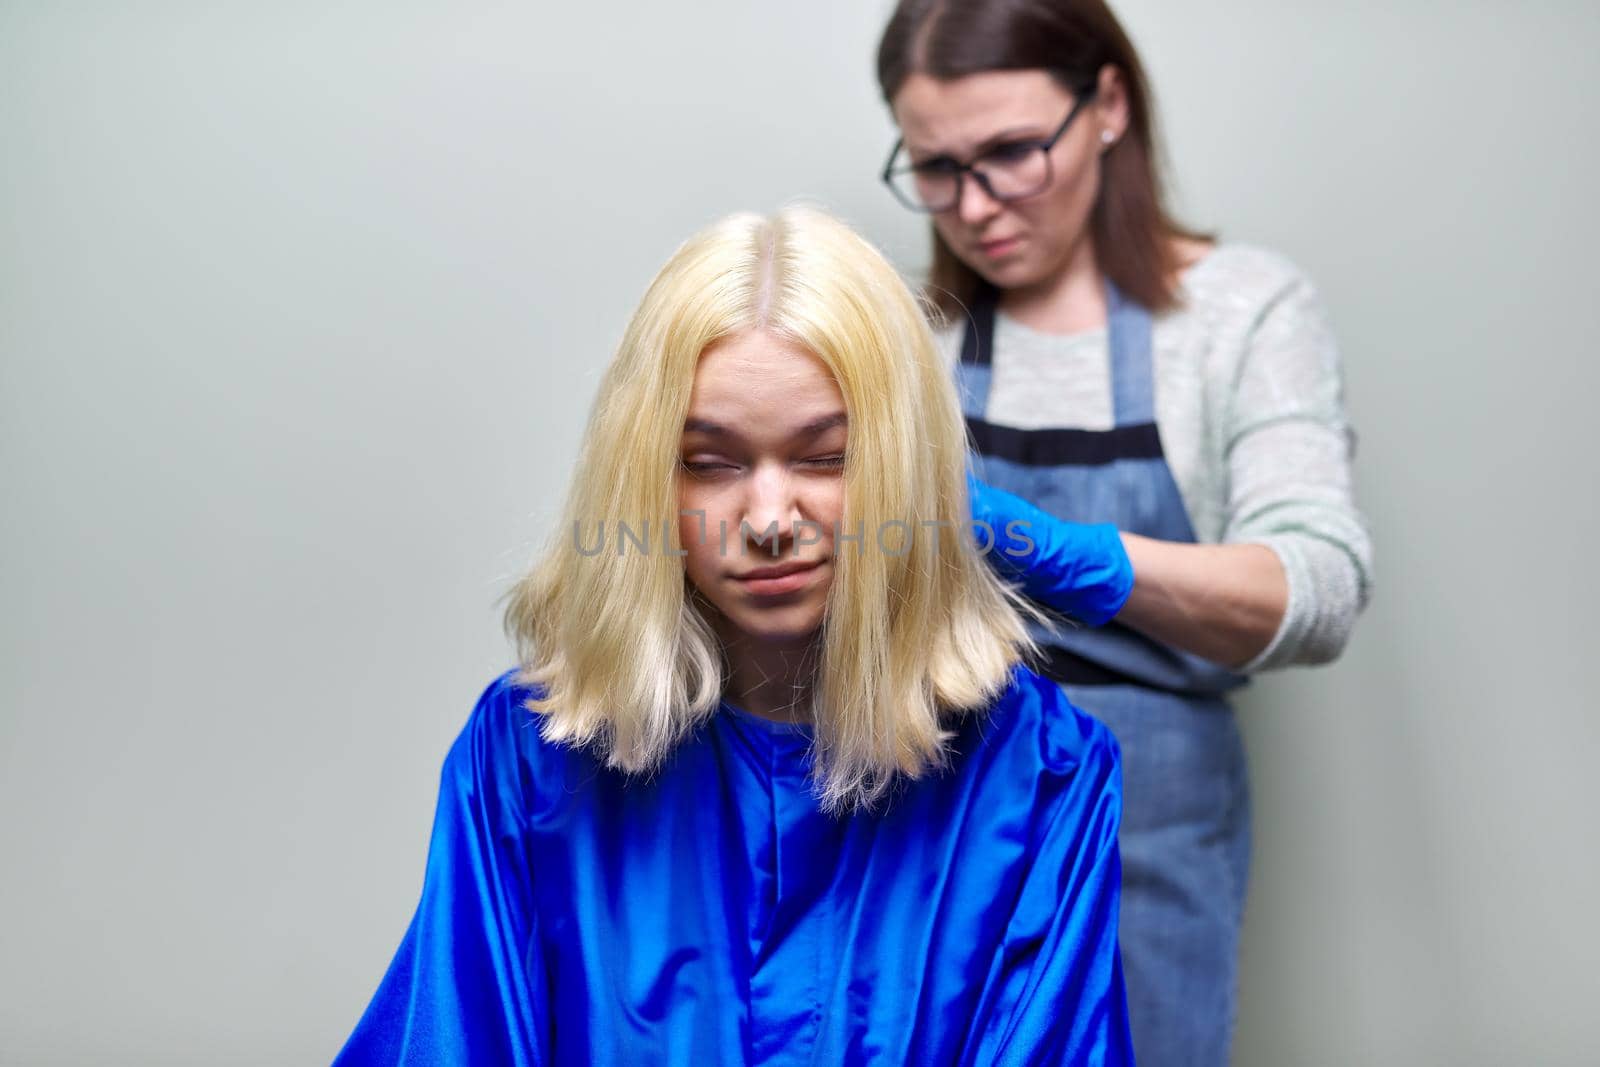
left=967, top=472, right=1134, bottom=626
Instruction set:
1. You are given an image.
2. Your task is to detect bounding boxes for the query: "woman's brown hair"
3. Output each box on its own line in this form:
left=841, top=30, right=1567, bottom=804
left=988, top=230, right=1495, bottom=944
left=877, top=0, right=1205, bottom=315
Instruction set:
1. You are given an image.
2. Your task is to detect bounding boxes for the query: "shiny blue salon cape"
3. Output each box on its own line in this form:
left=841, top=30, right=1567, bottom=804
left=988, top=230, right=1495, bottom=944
left=335, top=666, right=1134, bottom=1066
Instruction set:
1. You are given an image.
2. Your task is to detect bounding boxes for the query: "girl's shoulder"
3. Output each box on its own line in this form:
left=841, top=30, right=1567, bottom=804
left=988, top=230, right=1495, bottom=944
left=441, top=670, right=596, bottom=818
left=979, top=663, right=1123, bottom=780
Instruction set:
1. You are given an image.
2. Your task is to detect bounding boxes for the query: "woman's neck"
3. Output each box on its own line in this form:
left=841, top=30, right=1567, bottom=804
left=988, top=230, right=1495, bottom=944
left=998, top=235, right=1105, bottom=335
left=719, top=629, right=819, bottom=724
left=995, top=233, right=1214, bottom=333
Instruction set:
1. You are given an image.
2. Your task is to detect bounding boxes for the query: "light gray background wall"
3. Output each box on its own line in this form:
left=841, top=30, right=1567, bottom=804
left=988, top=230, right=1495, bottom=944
left=2, top=2, right=1595, bottom=1064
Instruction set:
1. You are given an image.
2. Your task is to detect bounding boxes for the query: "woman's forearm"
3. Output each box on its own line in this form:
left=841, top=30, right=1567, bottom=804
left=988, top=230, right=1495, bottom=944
left=1115, top=534, right=1287, bottom=669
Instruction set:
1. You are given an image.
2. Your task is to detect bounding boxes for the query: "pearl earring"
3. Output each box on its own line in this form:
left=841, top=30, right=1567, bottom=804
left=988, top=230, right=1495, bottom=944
left=1100, top=129, right=1116, bottom=146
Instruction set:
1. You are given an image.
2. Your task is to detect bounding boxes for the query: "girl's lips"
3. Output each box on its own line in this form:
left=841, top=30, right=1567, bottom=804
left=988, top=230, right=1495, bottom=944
left=736, top=560, right=824, bottom=597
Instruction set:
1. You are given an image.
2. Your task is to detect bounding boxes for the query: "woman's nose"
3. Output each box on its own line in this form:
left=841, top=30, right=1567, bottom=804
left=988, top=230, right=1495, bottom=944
left=956, top=173, right=1002, bottom=226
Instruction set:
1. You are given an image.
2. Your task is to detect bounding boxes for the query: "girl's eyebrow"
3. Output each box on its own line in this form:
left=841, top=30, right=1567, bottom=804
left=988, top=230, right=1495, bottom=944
left=795, top=412, right=849, bottom=436
left=682, top=412, right=848, bottom=439
left=681, top=417, right=727, bottom=437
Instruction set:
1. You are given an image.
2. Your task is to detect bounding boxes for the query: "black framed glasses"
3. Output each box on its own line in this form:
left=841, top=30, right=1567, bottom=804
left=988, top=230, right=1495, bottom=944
left=880, top=88, right=1100, bottom=213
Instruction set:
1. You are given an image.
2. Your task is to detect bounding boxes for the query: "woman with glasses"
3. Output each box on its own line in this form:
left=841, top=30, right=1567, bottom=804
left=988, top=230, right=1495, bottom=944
left=334, top=207, right=1134, bottom=1065
left=876, top=1, right=1373, bottom=1064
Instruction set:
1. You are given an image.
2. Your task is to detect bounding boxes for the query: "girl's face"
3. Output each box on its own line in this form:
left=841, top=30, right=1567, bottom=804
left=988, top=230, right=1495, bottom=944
left=891, top=68, right=1126, bottom=297
left=677, top=329, right=847, bottom=649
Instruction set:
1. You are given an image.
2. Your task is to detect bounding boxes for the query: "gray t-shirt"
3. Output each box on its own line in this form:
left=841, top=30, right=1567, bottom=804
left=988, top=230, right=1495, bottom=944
left=936, top=244, right=1373, bottom=672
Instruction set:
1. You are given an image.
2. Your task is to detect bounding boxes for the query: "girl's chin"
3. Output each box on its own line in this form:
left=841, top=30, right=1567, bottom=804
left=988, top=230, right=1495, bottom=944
left=732, top=620, right=824, bottom=648
left=718, top=609, right=825, bottom=649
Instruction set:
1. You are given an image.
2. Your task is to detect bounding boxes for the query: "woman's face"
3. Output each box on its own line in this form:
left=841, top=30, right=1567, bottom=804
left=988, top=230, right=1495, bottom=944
left=891, top=68, right=1124, bottom=296
left=677, top=329, right=847, bottom=649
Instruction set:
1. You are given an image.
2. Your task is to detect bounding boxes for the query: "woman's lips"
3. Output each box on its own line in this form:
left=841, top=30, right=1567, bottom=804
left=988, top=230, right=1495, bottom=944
left=978, top=236, right=1022, bottom=259
left=735, top=559, right=825, bottom=597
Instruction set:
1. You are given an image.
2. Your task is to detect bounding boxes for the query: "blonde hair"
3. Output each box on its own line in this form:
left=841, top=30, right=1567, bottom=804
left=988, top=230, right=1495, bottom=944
left=504, top=205, right=1036, bottom=811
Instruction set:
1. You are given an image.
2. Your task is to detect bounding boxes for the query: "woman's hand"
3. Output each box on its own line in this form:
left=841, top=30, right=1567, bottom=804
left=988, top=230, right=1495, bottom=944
left=1116, top=535, right=1288, bottom=670
left=966, top=473, right=1133, bottom=627
left=968, top=474, right=1289, bottom=668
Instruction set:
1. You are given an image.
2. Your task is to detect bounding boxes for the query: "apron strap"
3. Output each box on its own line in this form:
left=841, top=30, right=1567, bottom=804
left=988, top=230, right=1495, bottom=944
left=1106, top=280, right=1157, bottom=427
left=958, top=282, right=999, bottom=368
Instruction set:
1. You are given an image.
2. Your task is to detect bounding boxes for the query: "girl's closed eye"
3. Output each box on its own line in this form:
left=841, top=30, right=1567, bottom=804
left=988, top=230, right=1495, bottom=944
left=681, top=457, right=740, bottom=476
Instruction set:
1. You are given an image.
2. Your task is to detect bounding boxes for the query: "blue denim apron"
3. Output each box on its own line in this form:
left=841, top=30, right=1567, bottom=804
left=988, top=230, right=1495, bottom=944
left=959, top=283, right=1252, bottom=1067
